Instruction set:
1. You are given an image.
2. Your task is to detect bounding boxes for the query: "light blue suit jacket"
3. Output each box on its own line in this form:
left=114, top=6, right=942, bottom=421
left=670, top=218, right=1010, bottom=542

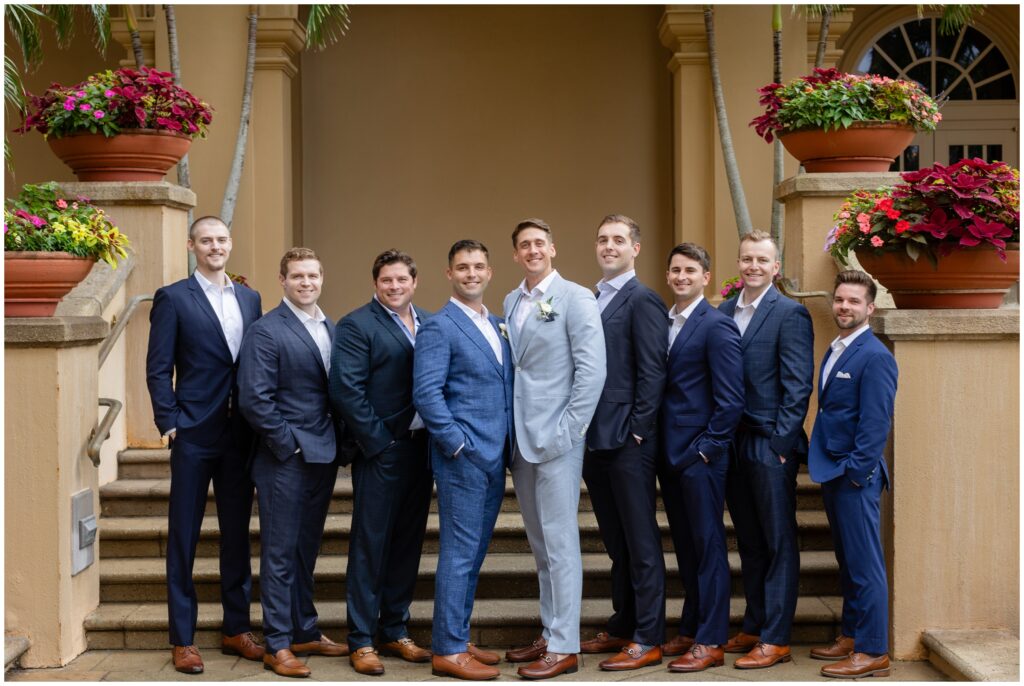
left=503, top=272, right=606, bottom=463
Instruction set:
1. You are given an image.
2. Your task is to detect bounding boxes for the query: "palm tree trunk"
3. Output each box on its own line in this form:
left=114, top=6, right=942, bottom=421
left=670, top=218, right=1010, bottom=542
left=220, top=7, right=258, bottom=229
left=771, top=4, right=785, bottom=265
left=703, top=6, right=753, bottom=237
left=163, top=4, right=194, bottom=272
left=124, top=5, right=145, bottom=69
left=815, top=7, right=832, bottom=68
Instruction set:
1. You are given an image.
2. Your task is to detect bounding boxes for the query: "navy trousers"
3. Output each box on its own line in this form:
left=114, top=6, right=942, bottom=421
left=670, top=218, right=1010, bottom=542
left=583, top=440, right=666, bottom=645
left=166, top=433, right=254, bottom=646
left=251, top=449, right=338, bottom=652
left=346, top=434, right=432, bottom=650
left=822, top=474, right=889, bottom=655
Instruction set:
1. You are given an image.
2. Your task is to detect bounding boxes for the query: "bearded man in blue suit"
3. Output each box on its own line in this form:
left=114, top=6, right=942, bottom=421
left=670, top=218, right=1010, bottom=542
left=413, top=240, right=514, bottom=681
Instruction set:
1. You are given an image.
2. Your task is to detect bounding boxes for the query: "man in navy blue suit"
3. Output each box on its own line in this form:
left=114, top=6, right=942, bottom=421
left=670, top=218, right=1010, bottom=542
left=578, top=215, right=667, bottom=671
left=238, top=248, right=349, bottom=678
left=413, top=240, right=514, bottom=680
left=658, top=243, right=744, bottom=673
left=146, top=216, right=264, bottom=674
left=718, top=230, right=814, bottom=669
left=808, top=270, right=897, bottom=679
left=330, top=250, right=433, bottom=676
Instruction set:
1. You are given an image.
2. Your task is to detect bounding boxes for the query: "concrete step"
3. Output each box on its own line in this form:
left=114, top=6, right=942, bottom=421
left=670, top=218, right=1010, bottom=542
left=85, top=595, right=846, bottom=650
left=99, top=550, right=841, bottom=603
left=98, top=509, right=835, bottom=559
left=922, top=629, right=1020, bottom=682
left=4, top=635, right=30, bottom=673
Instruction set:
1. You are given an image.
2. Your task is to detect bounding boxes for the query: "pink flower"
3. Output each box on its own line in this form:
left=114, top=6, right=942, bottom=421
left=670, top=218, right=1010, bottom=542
left=104, top=89, right=116, bottom=98
left=28, top=215, right=46, bottom=228
left=63, top=98, right=77, bottom=111
left=838, top=211, right=850, bottom=219
left=71, top=202, right=79, bottom=210
left=856, top=212, right=871, bottom=224
left=76, top=90, right=86, bottom=98
left=79, top=103, right=92, bottom=112
left=94, top=110, right=105, bottom=119
left=56, top=199, right=68, bottom=209
left=870, top=236, right=884, bottom=247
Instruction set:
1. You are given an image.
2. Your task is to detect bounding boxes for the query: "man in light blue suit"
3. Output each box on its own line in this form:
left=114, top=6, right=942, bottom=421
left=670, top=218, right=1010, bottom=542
left=413, top=240, right=514, bottom=681
left=808, top=270, right=897, bottom=679
left=502, top=218, right=606, bottom=680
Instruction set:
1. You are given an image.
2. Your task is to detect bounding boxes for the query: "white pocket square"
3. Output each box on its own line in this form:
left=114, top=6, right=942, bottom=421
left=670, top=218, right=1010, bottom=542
left=836, top=371, right=852, bottom=379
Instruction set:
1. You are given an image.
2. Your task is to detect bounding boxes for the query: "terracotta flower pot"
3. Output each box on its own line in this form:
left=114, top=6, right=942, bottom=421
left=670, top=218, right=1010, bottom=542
left=854, top=246, right=1020, bottom=309
left=4, top=251, right=96, bottom=317
left=779, top=121, right=916, bottom=173
left=47, top=129, right=192, bottom=182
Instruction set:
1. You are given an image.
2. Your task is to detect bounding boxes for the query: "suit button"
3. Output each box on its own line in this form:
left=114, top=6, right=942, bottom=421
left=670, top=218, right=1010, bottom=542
left=515, top=366, right=521, bottom=372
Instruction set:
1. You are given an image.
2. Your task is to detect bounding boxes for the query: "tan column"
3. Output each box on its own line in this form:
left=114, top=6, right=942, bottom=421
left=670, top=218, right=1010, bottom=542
left=5, top=318, right=109, bottom=667
left=109, top=6, right=158, bottom=68
left=871, top=310, right=1019, bottom=659
left=60, top=182, right=195, bottom=447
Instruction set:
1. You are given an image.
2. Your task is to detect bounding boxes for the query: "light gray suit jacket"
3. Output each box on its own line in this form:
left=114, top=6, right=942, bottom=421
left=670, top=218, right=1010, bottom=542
left=503, top=272, right=606, bottom=463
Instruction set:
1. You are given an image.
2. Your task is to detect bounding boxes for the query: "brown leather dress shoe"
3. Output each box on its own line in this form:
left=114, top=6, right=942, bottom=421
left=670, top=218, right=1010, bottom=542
left=222, top=632, right=265, bottom=661
left=821, top=652, right=891, bottom=678
left=291, top=633, right=350, bottom=657
left=379, top=636, right=432, bottom=662
left=350, top=646, right=385, bottom=675
left=661, top=634, right=695, bottom=656
left=467, top=642, right=501, bottom=666
left=580, top=631, right=630, bottom=654
left=599, top=643, right=662, bottom=671
left=734, top=643, right=792, bottom=669
left=517, top=653, right=578, bottom=679
left=667, top=644, right=725, bottom=672
left=722, top=631, right=760, bottom=654
left=263, top=648, right=311, bottom=678
left=810, top=635, right=856, bottom=661
left=172, top=645, right=204, bottom=674
left=505, top=637, right=547, bottom=663
left=431, top=653, right=500, bottom=680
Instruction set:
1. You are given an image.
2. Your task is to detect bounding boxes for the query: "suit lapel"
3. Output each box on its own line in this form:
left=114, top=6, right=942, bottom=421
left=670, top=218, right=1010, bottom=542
left=668, top=298, right=707, bottom=364
left=279, top=303, right=329, bottom=377
left=371, top=299, right=415, bottom=353
left=820, top=331, right=871, bottom=403
left=740, top=288, right=776, bottom=350
left=517, top=275, right=563, bottom=356
left=187, top=275, right=232, bottom=356
left=447, top=303, right=503, bottom=376
left=600, top=276, right=636, bottom=324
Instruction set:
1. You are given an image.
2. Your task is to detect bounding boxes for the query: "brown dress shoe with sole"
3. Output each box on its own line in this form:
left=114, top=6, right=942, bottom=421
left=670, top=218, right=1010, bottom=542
left=667, top=644, right=725, bottom=672
left=467, top=642, right=501, bottom=666
left=263, top=648, right=311, bottom=678
left=722, top=631, right=760, bottom=654
left=291, top=633, right=349, bottom=657
left=580, top=631, right=630, bottom=654
left=431, top=653, right=500, bottom=680
left=517, top=653, right=578, bottom=680
left=505, top=637, right=547, bottom=663
left=350, top=646, right=385, bottom=675
left=661, top=634, right=694, bottom=656
left=734, top=643, right=792, bottom=669
left=821, top=653, right=890, bottom=678
left=172, top=645, right=204, bottom=674
left=810, top=635, right=856, bottom=661
left=222, top=632, right=265, bottom=661
left=599, top=643, right=662, bottom=671
left=379, top=637, right=432, bottom=662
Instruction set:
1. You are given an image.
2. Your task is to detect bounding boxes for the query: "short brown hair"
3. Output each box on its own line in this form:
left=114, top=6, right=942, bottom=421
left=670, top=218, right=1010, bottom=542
left=834, top=269, right=877, bottom=303
left=279, top=247, right=321, bottom=276
left=448, top=239, right=489, bottom=266
left=189, top=215, right=228, bottom=240
left=667, top=242, right=711, bottom=272
left=598, top=214, right=641, bottom=244
left=738, top=229, right=779, bottom=259
left=512, top=218, right=552, bottom=247
left=372, top=249, right=417, bottom=281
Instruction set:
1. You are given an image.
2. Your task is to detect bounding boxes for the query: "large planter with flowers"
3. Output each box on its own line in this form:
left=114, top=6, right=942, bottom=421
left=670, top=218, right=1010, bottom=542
left=4, top=251, right=96, bottom=317
left=753, top=68, right=941, bottom=173
left=19, top=66, right=212, bottom=182
left=827, top=158, right=1020, bottom=309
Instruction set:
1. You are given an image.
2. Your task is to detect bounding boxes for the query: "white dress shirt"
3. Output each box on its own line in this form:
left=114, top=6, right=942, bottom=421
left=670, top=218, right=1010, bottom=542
left=732, top=283, right=773, bottom=337
left=194, top=269, right=244, bottom=361
left=513, top=269, right=559, bottom=335
left=282, top=297, right=332, bottom=373
left=821, top=323, right=871, bottom=390
left=374, top=295, right=424, bottom=431
left=667, top=295, right=704, bottom=353
left=450, top=297, right=502, bottom=364
left=595, top=269, right=635, bottom=313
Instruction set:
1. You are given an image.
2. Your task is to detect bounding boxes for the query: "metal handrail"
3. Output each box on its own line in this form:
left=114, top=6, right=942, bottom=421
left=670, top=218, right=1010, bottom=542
left=87, top=398, right=123, bottom=466
left=98, top=294, right=154, bottom=369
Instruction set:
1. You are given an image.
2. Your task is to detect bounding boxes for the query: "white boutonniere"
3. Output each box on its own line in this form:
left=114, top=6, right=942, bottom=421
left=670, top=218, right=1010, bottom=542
left=536, top=297, right=558, bottom=322
left=498, top=323, right=509, bottom=340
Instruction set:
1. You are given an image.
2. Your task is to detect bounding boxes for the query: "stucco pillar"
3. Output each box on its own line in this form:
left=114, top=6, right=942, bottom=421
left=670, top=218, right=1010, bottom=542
left=5, top=317, right=109, bottom=666
left=60, top=183, right=195, bottom=448
left=804, top=10, right=854, bottom=71
left=109, top=6, right=158, bottom=68
left=871, top=309, right=1019, bottom=659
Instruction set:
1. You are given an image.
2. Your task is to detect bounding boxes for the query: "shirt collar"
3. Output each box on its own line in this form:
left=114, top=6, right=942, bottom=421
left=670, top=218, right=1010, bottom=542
left=830, top=323, right=871, bottom=351
left=596, top=269, right=635, bottom=294
left=282, top=297, right=326, bottom=325
left=668, top=294, right=704, bottom=321
left=518, top=269, right=559, bottom=298
left=194, top=269, right=234, bottom=294
left=449, top=297, right=489, bottom=320
left=736, top=283, right=773, bottom=311
left=373, top=294, right=420, bottom=322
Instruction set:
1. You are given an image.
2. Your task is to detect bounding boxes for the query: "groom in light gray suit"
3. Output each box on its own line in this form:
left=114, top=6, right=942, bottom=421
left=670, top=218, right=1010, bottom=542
left=502, top=218, right=606, bottom=680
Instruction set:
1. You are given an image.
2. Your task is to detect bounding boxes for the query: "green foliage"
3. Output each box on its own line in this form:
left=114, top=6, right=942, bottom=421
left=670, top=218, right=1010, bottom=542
left=305, top=4, right=350, bottom=51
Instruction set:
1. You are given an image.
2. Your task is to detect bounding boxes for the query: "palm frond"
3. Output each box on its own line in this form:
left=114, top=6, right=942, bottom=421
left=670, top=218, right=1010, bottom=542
left=4, top=4, right=46, bottom=69
left=801, top=5, right=849, bottom=18
left=5, top=54, right=26, bottom=113
left=936, top=4, right=983, bottom=36
left=87, top=4, right=111, bottom=51
left=305, top=4, right=350, bottom=52
left=44, top=4, right=75, bottom=48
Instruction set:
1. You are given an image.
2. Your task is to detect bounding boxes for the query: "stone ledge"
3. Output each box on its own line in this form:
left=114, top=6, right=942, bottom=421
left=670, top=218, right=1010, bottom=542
left=57, top=182, right=195, bottom=211
left=871, top=308, right=1019, bottom=341
left=4, top=316, right=109, bottom=347
left=4, top=634, right=30, bottom=672
left=922, top=628, right=1019, bottom=681
left=776, top=172, right=903, bottom=201
left=55, top=252, right=135, bottom=318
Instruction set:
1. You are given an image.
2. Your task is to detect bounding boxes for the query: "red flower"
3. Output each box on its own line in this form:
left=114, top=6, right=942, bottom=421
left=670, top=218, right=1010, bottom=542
left=894, top=220, right=911, bottom=234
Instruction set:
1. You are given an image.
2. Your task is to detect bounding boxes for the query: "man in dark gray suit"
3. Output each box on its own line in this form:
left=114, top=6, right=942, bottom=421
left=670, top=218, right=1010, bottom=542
left=238, top=248, right=348, bottom=678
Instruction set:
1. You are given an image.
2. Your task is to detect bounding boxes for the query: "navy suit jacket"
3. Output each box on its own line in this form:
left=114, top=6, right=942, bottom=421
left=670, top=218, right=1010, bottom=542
left=329, top=299, right=432, bottom=459
left=661, top=298, right=744, bottom=471
left=587, top=277, right=667, bottom=451
left=718, top=287, right=815, bottom=462
left=808, top=328, right=897, bottom=487
left=146, top=274, right=262, bottom=447
left=237, top=301, right=341, bottom=464
left=412, top=300, right=514, bottom=470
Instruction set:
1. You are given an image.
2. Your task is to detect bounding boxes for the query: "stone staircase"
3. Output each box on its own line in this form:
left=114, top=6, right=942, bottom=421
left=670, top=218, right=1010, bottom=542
left=86, top=448, right=844, bottom=650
